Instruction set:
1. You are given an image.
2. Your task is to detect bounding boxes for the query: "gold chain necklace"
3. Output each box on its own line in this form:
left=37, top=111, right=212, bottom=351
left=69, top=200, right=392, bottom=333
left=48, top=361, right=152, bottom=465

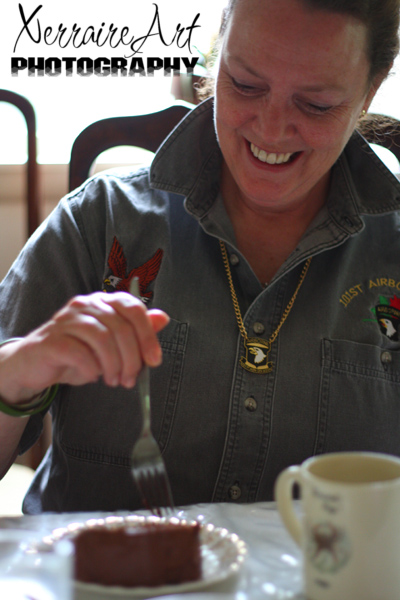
left=220, top=240, right=311, bottom=374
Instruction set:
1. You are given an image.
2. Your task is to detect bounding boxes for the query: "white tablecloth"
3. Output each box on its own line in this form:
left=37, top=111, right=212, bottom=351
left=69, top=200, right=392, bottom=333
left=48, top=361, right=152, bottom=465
left=0, top=502, right=303, bottom=599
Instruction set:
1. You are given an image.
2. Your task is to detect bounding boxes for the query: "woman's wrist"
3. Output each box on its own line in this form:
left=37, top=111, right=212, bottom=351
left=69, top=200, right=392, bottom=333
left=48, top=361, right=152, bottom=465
left=0, top=385, right=58, bottom=417
left=0, top=337, right=58, bottom=417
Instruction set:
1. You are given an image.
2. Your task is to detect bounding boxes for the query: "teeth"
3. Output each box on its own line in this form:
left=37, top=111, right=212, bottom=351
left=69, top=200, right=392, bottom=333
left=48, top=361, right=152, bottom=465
left=250, top=143, right=292, bottom=165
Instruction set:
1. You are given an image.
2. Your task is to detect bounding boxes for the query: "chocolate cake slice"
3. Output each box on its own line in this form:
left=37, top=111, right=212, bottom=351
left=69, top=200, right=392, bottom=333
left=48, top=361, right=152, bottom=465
left=73, top=520, right=202, bottom=588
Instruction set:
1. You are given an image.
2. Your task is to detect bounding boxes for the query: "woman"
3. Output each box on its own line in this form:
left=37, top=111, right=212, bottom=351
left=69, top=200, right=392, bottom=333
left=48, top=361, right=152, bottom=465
left=0, top=0, right=399, bottom=513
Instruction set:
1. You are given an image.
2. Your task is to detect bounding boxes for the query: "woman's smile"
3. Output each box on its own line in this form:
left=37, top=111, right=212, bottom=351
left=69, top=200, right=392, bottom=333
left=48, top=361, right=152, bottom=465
left=249, top=143, right=295, bottom=165
left=214, top=0, right=377, bottom=217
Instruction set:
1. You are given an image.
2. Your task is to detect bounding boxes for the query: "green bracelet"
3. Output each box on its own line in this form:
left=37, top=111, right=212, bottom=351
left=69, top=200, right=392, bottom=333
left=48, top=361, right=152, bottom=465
left=0, top=337, right=24, bottom=347
left=0, top=385, right=59, bottom=417
left=0, top=337, right=58, bottom=417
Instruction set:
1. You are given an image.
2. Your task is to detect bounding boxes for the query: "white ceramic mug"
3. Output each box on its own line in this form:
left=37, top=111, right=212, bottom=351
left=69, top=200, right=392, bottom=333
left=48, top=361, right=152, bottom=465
left=274, top=451, right=400, bottom=600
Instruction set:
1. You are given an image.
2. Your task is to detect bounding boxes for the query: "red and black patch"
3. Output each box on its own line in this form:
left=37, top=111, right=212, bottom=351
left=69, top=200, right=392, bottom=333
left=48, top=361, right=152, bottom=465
left=103, top=237, right=163, bottom=302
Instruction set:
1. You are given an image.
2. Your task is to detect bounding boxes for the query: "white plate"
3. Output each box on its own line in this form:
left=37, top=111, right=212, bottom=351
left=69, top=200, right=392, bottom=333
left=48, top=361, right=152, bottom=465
left=43, top=515, right=248, bottom=600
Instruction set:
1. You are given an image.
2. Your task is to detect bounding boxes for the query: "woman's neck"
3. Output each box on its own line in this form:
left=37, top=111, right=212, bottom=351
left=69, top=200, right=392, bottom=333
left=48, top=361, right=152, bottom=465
left=220, top=162, right=329, bottom=283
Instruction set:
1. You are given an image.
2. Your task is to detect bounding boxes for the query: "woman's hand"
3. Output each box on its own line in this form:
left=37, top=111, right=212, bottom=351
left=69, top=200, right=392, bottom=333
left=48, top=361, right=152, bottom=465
left=0, top=291, right=170, bottom=404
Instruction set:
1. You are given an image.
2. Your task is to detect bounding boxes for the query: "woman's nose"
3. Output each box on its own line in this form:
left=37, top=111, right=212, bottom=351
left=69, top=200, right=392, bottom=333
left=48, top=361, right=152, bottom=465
left=255, top=98, right=296, bottom=143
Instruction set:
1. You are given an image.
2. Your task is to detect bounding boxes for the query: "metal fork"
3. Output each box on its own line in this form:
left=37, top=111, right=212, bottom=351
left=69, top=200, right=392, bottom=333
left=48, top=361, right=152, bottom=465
left=129, top=278, right=175, bottom=517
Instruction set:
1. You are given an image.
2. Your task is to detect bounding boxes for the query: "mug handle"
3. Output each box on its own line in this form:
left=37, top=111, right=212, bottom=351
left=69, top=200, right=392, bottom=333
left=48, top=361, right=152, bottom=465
left=274, top=465, right=302, bottom=546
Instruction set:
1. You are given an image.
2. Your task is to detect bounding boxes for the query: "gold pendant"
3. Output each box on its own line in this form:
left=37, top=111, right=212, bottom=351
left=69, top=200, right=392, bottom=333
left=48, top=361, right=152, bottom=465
left=240, top=337, right=273, bottom=374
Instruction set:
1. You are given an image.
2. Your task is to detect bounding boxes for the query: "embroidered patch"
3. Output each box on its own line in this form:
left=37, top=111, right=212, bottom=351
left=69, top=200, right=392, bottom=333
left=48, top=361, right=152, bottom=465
left=102, top=236, right=163, bottom=302
left=369, top=294, right=400, bottom=341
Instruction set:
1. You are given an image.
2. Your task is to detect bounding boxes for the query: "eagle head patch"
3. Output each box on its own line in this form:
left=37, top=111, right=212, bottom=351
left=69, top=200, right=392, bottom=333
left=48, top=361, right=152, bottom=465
left=103, top=237, right=163, bottom=303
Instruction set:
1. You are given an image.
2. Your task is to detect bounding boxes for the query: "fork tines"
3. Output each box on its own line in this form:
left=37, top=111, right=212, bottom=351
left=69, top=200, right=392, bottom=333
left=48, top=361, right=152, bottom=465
left=134, top=466, right=175, bottom=518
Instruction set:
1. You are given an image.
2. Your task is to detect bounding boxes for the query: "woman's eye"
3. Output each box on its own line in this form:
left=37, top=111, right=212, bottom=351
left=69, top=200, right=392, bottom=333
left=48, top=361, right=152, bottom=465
left=300, top=100, right=333, bottom=115
left=231, top=77, right=263, bottom=96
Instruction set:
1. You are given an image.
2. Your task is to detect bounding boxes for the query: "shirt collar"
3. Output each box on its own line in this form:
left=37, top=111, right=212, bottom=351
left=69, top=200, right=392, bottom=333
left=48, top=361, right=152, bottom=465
left=341, top=131, right=400, bottom=212
left=150, top=98, right=400, bottom=228
left=150, top=97, right=221, bottom=219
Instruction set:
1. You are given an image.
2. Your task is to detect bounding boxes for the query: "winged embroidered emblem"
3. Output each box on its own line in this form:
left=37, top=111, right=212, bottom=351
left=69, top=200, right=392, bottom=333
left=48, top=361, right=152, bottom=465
left=103, top=237, right=163, bottom=302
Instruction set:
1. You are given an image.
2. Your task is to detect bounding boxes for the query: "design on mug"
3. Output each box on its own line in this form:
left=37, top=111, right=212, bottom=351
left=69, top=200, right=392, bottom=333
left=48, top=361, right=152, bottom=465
left=306, top=522, right=351, bottom=573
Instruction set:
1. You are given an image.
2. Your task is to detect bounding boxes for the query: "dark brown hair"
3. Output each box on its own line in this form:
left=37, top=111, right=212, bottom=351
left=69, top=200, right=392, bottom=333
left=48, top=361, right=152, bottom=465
left=219, top=0, right=400, bottom=83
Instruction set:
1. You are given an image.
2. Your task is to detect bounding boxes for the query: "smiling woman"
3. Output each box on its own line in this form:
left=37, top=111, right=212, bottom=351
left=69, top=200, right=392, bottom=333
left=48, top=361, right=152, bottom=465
left=1, top=0, right=400, bottom=515
left=215, top=0, right=383, bottom=283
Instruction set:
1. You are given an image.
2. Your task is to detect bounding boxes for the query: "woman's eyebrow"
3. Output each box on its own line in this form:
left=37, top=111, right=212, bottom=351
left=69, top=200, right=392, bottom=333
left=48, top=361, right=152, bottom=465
left=225, top=53, right=265, bottom=79
left=299, top=83, right=346, bottom=93
left=226, top=53, right=347, bottom=94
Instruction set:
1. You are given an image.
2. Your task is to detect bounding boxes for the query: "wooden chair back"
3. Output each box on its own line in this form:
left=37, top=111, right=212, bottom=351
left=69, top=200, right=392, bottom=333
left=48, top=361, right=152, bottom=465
left=69, top=103, right=192, bottom=192
left=0, top=89, right=40, bottom=237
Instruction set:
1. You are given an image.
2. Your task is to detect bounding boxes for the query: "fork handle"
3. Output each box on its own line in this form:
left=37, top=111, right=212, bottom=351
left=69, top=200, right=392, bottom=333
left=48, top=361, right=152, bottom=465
left=129, top=277, right=152, bottom=437
left=137, top=366, right=151, bottom=436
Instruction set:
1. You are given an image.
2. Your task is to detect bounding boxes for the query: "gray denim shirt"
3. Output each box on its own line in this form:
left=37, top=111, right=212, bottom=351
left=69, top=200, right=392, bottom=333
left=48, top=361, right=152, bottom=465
left=1, top=98, right=400, bottom=513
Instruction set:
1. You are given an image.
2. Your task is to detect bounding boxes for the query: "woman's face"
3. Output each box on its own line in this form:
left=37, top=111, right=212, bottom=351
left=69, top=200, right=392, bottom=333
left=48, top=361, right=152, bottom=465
left=214, top=0, right=379, bottom=216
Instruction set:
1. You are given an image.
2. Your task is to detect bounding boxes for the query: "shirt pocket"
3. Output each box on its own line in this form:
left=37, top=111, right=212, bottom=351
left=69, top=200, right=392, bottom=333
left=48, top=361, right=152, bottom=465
left=150, top=318, right=188, bottom=453
left=315, top=338, right=400, bottom=456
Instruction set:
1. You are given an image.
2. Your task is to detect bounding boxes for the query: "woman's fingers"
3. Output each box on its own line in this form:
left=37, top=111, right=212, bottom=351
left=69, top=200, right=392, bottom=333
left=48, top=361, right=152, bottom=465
left=53, top=294, right=140, bottom=387
left=32, top=331, right=104, bottom=386
left=104, top=294, right=167, bottom=366
left=55, top=292, right=169, bottom=388
left=1, top=292, right=170, bottom=400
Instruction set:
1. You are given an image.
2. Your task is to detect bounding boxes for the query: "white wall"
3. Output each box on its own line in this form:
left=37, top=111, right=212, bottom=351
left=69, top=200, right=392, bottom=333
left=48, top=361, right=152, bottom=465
left=0, top=164, right=68, bottom=280
left=0, top=158, right=150, bottom=280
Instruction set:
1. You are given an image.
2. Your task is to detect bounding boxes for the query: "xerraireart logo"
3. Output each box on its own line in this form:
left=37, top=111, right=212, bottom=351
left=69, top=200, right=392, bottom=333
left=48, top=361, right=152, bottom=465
left=11, top=3, right=201, bottom=77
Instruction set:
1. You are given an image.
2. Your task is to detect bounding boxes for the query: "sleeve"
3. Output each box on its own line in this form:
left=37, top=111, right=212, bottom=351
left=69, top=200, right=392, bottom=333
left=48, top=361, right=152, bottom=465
left=0, top=194, right=104, bottom=341
left=0, top=181, right=109, bottom=453
left=0, top=167, right=154, bottom=454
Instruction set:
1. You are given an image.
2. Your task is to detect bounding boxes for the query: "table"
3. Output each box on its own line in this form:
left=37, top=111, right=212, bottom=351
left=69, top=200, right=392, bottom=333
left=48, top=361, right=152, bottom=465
left=0, top=502, right=304, bottom=599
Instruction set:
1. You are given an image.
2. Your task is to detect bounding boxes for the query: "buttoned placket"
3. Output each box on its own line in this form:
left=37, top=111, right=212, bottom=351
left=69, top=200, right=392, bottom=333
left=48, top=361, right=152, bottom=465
left=211, top=248, right=290, bottom=503
left=153, top=98, right=400, bottom=504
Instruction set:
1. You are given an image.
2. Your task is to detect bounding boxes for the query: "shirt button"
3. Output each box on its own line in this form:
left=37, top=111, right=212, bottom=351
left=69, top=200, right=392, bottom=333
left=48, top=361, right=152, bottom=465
left=229, top=484, right=242, bottom=500
left=381, top=351, right=392, bottom=365
left=253, top=322, right=265, bottom=334
left=244, top=396, right=257, bottom=412
left=230, top=253, right=239, bottom=266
